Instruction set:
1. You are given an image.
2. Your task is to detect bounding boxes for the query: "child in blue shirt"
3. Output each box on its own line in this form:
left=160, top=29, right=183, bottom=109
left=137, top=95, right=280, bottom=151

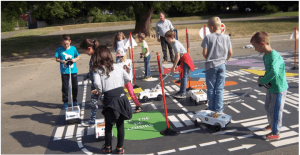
left=201, top=17, right=233, bottom=114
left=55, top=34, right=80, bottom=110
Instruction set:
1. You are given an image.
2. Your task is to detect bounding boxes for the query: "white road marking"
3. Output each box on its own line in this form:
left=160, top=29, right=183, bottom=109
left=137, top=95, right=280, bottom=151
left=279, top=131, right=298, bottom=139
left=78, top=81, right=83, bottom=85
left=239, top=78, right=247, bottom=82
left=254, top=126, right=289, bottom=136
left=76, top=125, right=85, bottom=137
left=231, top=89, right=240, bottom=92
left=218, top=137, right=235, bottom=143
left=199, top=141, right=217, bottom=147
left=53, top=126, right=64, bottom=141
left=157, top=149, right=176, bottom=155
left=64, top=124, right=75, bottom=139
left=179, top=145, right=197, bottom=151
left=168, top=115, right=184, bottom=128
left=250, top=95, right=257, bottom=98
left=228, top=105, right=240, bottom=113
left=287, top=95, right=299, bottom=101
left=171, top=85, right=180, bottom=91
left=224, top=97, right=239, bottom=101
left=237, top=134, right=254, bottom=139
left=228, top=144, right=255, bottom=152
left=182, top=108, right=189, bottom=112
left=285, top=98, right=298, bottom=104
left=178, top=114, right=194, bottom=126
left=165, top=86, right=174, bottom=92
left=271, top=137, right=299, bottom=147
left=257, top=100, right=265, bottom=104
left=290, top=124, right=299, bottom=128
left=180, top=128, right=201, bottom=134
left=241, top=103, right=256, bottom=110
left=151, top=103, right=157, bottom=109
left=283, top=109, right=291, bottom=114
left=239, top=70, right=250, bottom=74
left=292, top=93, right=299, bottom=97
left=77, top=140, right=83, bottom=148
left=248, top=124, right=268, bottom=131
left=241, top=119, right=268, bottom=127
left=177, top=103, right=183, bottom=108
left=231, top=115, right=266, bottom=124
left=214, top=129, right=238, bottom=135
left=242, top=87, right=251, bottom=90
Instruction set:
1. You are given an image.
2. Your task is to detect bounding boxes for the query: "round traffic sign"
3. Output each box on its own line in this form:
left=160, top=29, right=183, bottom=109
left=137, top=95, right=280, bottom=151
left=221, top=23, right=226, bottom=34
left=199, top=27, right=211, bottom=39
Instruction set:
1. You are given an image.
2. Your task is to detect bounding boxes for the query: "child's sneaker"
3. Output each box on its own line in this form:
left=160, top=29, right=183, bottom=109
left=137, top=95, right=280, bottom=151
left=135, top=106, right=142, bottom=113
left=73, top=101, right=78, bottom=106
left=102, top=144, right=112, bottom=154
left=142, top=76, right=152, bottom=81
left=173, top=92, right=186, bottom=99
left=116, top=147, right=124, bottom=154
left=62, top=103, right=68, bottom=110
left=264, top=133, right=280, bottom=141
left=263, top=124, right=271, bottom=131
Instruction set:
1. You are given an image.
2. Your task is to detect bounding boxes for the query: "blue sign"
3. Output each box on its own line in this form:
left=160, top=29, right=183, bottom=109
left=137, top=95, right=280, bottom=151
left=174, top=29, right=178, bottom=40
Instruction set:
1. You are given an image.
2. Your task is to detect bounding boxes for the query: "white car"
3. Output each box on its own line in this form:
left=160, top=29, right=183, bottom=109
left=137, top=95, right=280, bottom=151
left=139, top=88, right=163, bottom=102
left=192, top=110, right=231, bottom=131
left=95, top=118, right=113, bottom=140
left=188, top=89, right=208, bottom=105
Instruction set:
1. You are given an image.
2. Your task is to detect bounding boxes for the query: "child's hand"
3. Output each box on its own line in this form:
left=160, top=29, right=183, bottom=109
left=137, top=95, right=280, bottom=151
left=91, top=89, right=99, bottom=95
left=71, top=59, right=76, bottom=63
left=61, top=60, right=66, bottom=64
left=257, top=77, right=262, bottom=84
left=171, top=67, right=176, bottom=73
left=141, top=54, right=144, bottom=57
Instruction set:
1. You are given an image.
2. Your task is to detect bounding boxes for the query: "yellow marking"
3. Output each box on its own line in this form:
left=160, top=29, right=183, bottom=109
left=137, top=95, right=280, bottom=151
left=242, top=69, right=299, bottom=77
left=124, top=87, right=143, bottom=100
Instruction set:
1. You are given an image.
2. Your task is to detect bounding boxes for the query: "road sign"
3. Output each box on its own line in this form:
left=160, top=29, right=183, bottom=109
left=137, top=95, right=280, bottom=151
left=221, top=23, right=226, bottom=34
left=174, top=29, right=178, bottom=40
left=199, top=27, right=211, bottom=39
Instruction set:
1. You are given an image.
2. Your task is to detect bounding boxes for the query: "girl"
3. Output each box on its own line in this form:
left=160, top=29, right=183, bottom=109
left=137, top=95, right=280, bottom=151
left=93, top=46, right=131, bottom=154
left=80, top=38, right=101, bottom=124
left=112, top=32, right=127, bottom=62
left=116, top=47, right=142, bottom=113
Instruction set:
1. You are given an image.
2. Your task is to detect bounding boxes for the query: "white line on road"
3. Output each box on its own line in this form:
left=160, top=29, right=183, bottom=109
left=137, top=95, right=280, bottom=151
left=180, top=128, right=201, bottom=134
left=178, top=114, right=194, bottom=126
left=64, top=124, right=75, bottom=139
left=53, top=126, right=64, bottom=141
left=214, top=129, right=238, bottom=135
left=241, top=103, right=256, bottom=110
left=87, top=126, right=94, bottom=136
left=257, top=100, right=265, bottom=104
left=199, top=141, right=217, bottom=147
left=290, top=124, right=299, bottom=128
left=179, top=145, right=197, bottom=151
left=218, top=137, right=235, bottom=143
left=237, top=134, right=254, bottom=139
left=76, top=125, right=85, bottom=137
left=228, top=105, right=240, bottom=113
left=157, top=149, right=176, bottom=155
left=248, top=124, right=268, bottom=131
left=168, top=115, right=184, bottom=128
left=231, top=115, right=266, bottom=124
left=271, top=137, right=299, bottom=147
left=241, top=119, right=268, bottom=127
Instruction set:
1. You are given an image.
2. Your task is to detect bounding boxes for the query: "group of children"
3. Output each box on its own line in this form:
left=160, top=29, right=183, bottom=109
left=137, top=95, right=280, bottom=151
left=55, top=16, right=289, bottom=154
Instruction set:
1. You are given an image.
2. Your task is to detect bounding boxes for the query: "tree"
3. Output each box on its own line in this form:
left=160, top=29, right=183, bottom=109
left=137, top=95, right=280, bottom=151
left=1, top=1, right=28, bottom=23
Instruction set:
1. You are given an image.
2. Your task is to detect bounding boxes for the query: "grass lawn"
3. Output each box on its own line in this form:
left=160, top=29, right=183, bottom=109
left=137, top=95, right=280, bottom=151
left=1, top=13, right=299, bottom=59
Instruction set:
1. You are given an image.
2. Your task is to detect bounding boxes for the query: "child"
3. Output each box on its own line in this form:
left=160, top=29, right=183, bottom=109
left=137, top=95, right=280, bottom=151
left=80, top=38, right=100, bottom=124
left=55, top=34, right=80, bottom=110
left=138, top=33, right=152, bottom=81
left=165, top=30, right=195, bottom=98
left=92, top=46, right=132, bottom=154
left=201, top=17, right=232, bottom=114
left=113, top=32, right=127, bottom=63
left=116, top=48, right=143, bottom=113
left=251, top=31, right=288, bottom=141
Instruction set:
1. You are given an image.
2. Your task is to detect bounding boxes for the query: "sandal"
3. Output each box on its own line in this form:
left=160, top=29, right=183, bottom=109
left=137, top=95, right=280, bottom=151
left=102, top=144, right=112, bottom=154
left=116, top=147, right=125, bottom=154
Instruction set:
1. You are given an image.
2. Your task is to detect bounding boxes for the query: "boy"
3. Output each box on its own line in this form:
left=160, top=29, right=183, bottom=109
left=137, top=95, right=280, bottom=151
left=251, top=31, right=288, bottom=141
left=138, top=33, right=152, bottom=81
left=55, top=34, right=80, bottom=110
left=201, top=17, right=233, bottom=114
left=165, top=30, right=194, bottom=98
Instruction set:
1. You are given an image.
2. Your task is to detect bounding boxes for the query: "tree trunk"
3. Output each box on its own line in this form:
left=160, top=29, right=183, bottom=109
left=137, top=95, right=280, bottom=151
left=132, top=4, right=153, bottom=37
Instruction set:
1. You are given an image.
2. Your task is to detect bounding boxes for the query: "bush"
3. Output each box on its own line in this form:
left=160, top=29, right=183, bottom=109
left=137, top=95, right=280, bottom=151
left=151, top=13, right=160, bottom=19
left=18, top=19, right=27, bottom=27
left=118, top=15, right=131, bottom=21
left=1, top=21, right=15, bottom=32
left=263, top=5, right=279, bottom=13
left=92, top=14, right=107, bottom=23
left=106, top=15, right=118, bottom=22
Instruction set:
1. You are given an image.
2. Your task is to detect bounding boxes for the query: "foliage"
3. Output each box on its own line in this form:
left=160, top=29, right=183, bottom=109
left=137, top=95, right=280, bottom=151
left=92, top=14, right=107, bottom=23
left=263, top=5, right=279, bottom=13
left=18, top=19, right=27, bottom=27
left=118, top=15, right=131, bottom=21
left=106, top=15, right=118, bottom=22
left=1, top=21, right=15, bottom=32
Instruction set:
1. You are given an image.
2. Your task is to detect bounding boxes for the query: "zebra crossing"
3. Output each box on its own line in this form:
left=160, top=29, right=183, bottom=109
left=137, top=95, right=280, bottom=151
left=225, top=70, right=250, bottom=77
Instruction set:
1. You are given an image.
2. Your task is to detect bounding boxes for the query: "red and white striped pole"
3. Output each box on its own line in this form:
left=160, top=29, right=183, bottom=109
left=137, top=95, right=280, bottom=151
left=157, top=53, right=177, bottom=135
left=204, top=24, right=206, bottom=36
left=294, top=27, right=297, bottom=69
left=130, top=33, right=139, bottom=88
left=186, top=29, right=193, bottom=90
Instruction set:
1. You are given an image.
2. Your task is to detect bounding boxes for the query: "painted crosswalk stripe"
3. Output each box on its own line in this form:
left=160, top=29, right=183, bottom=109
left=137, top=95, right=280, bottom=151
left=285, top=98, right=298, bottom=105
left=87, top=126, right=94, bottom=136
left=250, top=95, right=257, bottom=98
left=231, top=115, right=266, bottom=124
left=224, top=97, right=239, bottom=101
left=218, top=137, right=235, bottom=143
left=228, top=105, right=240, bottom=113
left=230, top=89, right=240, bottom=92
left=180, top=128, right=201, bottom=134
left=241, top=103, right=255, bottom=110
left=171, top=85, right=180, bottom=91
left=242, top=87, right=251, bottom=90
left=283, top=109, right=291, bottom=114
left=271, top=137, right=299, bottom=147
left=290, top=124, right=299, bottom=128
left=234, top=71, right=245, bottom=75
left=237, top=134, right=254, bottom=139
left=287, top=95, right=299, bottom=101
left=239, top=70, right=250, bottom=74
left=230, top=72, right=239, bottom=76
left=199, top=141, right=217, bottom=147
left=214, top=129, right=238, bottom=135
left=257, top=100, right=264, bottom=104
left=157, top=149, right=176, bottom=155
left=279, top=131, right=298, bottom=139
left=53, top=126, right=65, bottom=141
left=77, top=140, right=83, bottom=148
left=238, top=78, right=247, bottom=82
left=254, top=89, right=261, bottom=93
left=76, top=125, right=85, bottom=137
left=178, top=114, right=194, bottom=126
left=182, top=108, right=189, bottom=113
left=248, top=124, right=268, bottom=131
left=165, top=86, right=174, bottom=92
left=254, top=126, right=289, bottom=136
left=78, top=81, right=83, bottom=85
left=241, top=119, right=268, bottom=127
left=292, top=94, right=299, bottom=97
left=179, top=145, right=197, bottom=151
left=168, top=115, right=184, bottom=128
left=64, top=124, right=75, bottom=139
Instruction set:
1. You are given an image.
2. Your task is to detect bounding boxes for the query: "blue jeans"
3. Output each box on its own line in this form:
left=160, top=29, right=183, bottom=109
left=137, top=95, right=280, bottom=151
left=144, top=54, right=151, bottom=77
left=205, top=64, right=226, bottom=113
left=179, top=62, right=189, bottom=94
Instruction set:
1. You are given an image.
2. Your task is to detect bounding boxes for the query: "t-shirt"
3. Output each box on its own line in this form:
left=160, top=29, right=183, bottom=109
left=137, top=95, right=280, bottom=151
left=116, top=59, right=133, bottom=83
left=201, top=33, right=232, bottom=70
left=116, top=39, right=127, bottom=52
left=141, top=40, right=149, bottom=57
left=171, top=40, right=187, bottom=57
left=260, top=50, right=289, bottom=93
left=93, top=64, right=131, bottom=94
left=55, top=46, right=79, bottom=74
left=155, top=19, right=174, bottom=38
